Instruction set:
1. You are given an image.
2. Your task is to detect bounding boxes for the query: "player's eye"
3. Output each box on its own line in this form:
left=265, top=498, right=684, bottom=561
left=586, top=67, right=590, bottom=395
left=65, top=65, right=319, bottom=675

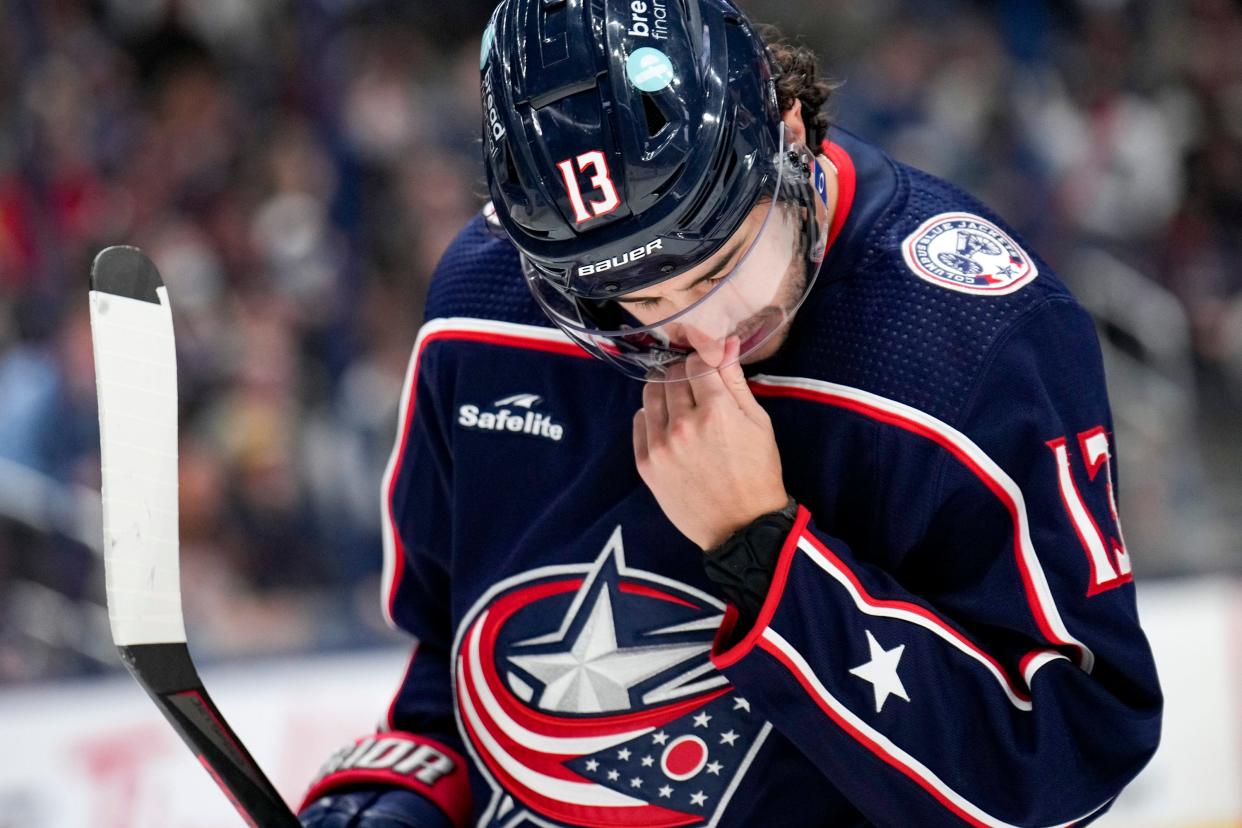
left=629, top=276, right=725, bottom=311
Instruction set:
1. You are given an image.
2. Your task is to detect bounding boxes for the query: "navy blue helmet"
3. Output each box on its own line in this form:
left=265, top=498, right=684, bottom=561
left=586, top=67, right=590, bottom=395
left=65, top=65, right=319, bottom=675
left=480, top=0, right=830, bottom=379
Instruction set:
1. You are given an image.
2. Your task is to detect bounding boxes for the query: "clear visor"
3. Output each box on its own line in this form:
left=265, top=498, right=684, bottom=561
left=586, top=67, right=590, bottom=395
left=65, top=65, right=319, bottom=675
left=524, top=132, right=831, bottom=382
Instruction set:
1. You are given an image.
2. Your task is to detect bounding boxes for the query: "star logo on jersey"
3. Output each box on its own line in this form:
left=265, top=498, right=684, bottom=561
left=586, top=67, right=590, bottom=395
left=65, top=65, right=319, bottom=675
left=453, top=526, right=771, bottom=827
left=901, top=212, right=1038, bottom=296
left=849, top=630, right=910, bottom=713
left=508, top=586, right=708, bottom=713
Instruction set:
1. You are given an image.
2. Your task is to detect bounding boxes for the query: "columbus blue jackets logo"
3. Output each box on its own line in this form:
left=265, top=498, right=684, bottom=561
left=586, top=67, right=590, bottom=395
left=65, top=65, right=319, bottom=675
left=453, top=526, right=771, bottom=827
left=901, top=212, right=1038, bottom=295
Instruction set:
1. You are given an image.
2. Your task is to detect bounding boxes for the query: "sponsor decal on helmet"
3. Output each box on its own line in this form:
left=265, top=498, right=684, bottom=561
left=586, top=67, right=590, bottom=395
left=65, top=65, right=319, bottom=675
left=579, top=239, right=664, bottom=276
left=480, top=15, right=497, bottom=70
left=627, top=47, right=675, bottom=93
left=481, top=70, right=505, bottom=145
left=627, top=0, right=669, bottom=41
left=901, top=212, right=1038, bottom=296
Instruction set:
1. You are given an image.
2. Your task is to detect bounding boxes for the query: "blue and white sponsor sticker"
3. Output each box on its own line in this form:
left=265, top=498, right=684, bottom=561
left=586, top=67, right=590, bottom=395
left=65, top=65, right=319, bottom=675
left=901, top=212, right=1038, bottom=296
left=480, top=8, right=499, bottom=69
left=626, top=47, right=675, bottom=93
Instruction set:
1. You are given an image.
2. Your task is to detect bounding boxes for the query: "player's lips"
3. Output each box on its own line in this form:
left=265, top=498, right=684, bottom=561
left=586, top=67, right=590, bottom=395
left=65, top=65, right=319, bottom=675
left=738, top=310, right=781, bottom=353
left=740, top=324, right=768, bottom=353
left=669, top=313, right=775, bottom=362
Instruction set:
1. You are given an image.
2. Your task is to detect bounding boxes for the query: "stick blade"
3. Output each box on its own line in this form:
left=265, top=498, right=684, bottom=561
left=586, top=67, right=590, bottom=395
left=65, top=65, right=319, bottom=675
left=91, top=245, right=164, bottom=303
left=90, top=245, right=184, bottom=647
left=90, top=247, right=300, bottom=826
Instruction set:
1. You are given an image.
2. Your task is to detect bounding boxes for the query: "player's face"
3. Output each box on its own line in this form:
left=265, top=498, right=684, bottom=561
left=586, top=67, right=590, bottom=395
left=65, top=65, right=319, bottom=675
left=525, top=132, right=833, bottom=383
left=612, top=200, right=808, bottom=367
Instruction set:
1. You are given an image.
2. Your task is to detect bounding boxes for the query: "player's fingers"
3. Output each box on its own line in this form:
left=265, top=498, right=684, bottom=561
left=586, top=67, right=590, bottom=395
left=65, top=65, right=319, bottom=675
left=642, top=372, right=668, bottom=430
left=632, top=408, right=649, bottom=464
left=663, top=360, right=696, bottom=421
left=717, top=337, right=761, bottom=414
left=686, top=348, right=738, bottom=410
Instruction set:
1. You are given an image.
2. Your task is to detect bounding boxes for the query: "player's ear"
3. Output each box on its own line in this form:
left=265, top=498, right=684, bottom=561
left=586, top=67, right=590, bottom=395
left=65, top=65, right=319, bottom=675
left=780, top=99, right=806, bottom=147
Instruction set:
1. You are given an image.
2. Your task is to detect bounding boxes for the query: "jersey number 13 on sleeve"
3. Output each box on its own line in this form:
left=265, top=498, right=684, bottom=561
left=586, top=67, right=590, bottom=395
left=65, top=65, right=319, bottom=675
left=1047, top=427, right=1133, bottom=597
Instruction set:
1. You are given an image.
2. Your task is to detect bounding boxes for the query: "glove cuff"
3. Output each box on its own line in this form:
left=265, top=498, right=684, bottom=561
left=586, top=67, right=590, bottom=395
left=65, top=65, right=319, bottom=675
left=703, top=496, right=798, bottom=632
left=299, top=732, right=471, bottom=827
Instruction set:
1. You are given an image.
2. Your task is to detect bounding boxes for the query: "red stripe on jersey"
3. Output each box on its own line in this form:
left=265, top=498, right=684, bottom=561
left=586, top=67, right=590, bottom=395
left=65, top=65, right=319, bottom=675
left=710, top=505, right=812, bottom=669
left=798, top=531, right=1032, bottom=703
left=617, top=582, right=701, bottom=609
left=383, top=326, right=591, bottom=625
left=454, top=646, right=699, bottom=828
left=821, top=138, right=857, bottom=250
left=756, top=635, right=994, bottom=828
left=748, top=379, right=1089, bottom=669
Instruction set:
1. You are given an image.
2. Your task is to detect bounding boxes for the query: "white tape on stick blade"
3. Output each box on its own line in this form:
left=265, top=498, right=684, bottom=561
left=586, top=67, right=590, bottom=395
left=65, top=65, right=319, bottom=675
left=90, top=285, right=186, bottom=646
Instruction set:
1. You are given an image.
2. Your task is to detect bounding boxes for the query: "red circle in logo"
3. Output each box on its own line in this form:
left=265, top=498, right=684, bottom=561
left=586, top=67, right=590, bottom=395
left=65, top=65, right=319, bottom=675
left=661, top=735, right=708, bottom=781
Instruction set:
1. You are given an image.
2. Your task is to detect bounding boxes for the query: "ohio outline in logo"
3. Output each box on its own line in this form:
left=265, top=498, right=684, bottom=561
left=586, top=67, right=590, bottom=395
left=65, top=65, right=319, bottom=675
left=901, top=212, right=1038, bottom=296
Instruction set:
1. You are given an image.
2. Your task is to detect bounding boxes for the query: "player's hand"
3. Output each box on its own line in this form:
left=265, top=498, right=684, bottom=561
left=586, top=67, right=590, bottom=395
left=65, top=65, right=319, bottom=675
left=300, top=787, right=452, bottom=828
left=633, top=336, right=789, bottom=551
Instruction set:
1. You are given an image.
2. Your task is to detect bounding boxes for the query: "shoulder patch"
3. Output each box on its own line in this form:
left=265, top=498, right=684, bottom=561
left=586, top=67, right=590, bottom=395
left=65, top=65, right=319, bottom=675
left=901, top=212, right=1038, bottom=296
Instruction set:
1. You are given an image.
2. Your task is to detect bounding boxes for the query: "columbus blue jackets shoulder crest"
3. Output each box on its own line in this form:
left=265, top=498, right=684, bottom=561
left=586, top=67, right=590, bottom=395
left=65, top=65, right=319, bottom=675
left=452, top=526, right=771, bottom=827
left=901, top=212, right=1038, bottom=296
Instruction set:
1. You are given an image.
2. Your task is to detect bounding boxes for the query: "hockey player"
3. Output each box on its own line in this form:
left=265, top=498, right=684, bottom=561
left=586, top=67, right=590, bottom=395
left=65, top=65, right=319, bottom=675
left=299, top=0, right=1162, bottom=825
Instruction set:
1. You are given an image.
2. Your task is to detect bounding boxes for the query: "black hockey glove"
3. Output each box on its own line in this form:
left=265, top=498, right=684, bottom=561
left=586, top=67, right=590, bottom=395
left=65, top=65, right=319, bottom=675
left=299, top=732, right=469, bottom=828
left=703, top=496, right=798, bottom=640
left=299, top=787, right=452, bottom=828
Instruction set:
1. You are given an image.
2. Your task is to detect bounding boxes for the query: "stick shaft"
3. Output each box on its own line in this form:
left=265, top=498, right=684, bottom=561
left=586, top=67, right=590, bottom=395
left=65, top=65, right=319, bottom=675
left=118, top=645, right=302, bottom=826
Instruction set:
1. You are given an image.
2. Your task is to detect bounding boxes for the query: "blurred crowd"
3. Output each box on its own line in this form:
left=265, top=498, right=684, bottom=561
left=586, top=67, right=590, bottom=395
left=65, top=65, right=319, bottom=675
left=0, top=0, right=1238, bottom=683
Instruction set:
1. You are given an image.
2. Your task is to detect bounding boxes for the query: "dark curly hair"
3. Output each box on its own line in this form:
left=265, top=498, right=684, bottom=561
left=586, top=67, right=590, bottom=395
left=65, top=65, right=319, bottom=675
left=757, top=25, right=836, bottom=148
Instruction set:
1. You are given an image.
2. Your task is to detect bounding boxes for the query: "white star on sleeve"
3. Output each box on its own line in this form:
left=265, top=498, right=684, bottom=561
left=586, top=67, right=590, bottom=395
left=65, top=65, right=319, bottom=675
left=617, top=748, right=631, bottom=761
left=641, top=755, right=654, bottom=767
left=705, top=761, right=723, bottom=775
left=585, top=759, right=599, bottom=772
left=607, top=769, right=620, bottom=781
left=719, top=730, right=739, bottom=746
left=658, top=785, right=673, bottom=798
left=690, top=791, right=708, bottom=807
left=652, top=730, right=669, bottom=745
left=732, top=696, right=750, bottom=712
left=849, top=630, right=911, bottom=713
left=693, top=711, right=711, bottom=728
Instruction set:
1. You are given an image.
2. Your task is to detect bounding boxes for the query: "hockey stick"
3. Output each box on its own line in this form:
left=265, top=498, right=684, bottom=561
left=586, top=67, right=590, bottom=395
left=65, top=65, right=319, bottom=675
left=89, top=246, right=301, bottom=828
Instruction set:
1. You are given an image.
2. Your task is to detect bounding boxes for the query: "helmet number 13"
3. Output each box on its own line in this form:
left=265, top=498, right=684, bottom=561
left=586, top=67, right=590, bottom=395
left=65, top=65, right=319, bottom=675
left=557, top=151, right=621, bottom=224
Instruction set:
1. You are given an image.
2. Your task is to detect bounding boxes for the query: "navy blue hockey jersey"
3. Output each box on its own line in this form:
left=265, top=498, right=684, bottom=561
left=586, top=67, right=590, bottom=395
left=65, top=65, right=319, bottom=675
left=366, top=127, right=1162, bottom=828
